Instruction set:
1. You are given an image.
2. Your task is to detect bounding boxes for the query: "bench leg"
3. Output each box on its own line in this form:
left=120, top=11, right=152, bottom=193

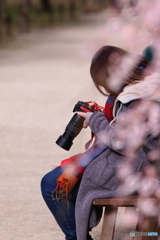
left=136, top=210, right=159, bottom=240
left=100, top=205, right=118, bottom=240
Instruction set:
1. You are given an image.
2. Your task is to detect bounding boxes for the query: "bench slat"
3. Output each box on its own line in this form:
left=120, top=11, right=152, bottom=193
left=92, top=196, right=160, bottom=206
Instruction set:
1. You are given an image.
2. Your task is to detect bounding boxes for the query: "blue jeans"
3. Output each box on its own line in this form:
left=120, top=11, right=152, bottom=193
left=41, top=167, right=93, bottom=240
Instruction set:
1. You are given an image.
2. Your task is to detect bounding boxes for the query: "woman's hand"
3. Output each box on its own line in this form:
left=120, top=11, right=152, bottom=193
left=77, top=101, right=98, bottom=128
left=77, top=111, right=87, bottom=118
left=77, top=112, right=88, bottom=128
left=87, top=101, right=99, bottom=110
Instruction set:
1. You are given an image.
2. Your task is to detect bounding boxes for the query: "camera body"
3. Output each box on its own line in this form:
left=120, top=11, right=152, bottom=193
left=56, top=101, right=94, bottom=151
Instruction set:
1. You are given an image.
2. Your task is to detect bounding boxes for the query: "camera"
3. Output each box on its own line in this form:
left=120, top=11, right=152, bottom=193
left=56, top=101, right=94, bottom=151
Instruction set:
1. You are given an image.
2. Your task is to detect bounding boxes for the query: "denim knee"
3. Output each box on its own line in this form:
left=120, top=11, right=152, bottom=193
left=41, top=167, right=62, bottom=199
left=41, top=174, right=52, bottom=199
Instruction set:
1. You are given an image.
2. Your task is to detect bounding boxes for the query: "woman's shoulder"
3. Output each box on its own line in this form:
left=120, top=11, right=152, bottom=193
left=116, top=72, right=160, bottom=104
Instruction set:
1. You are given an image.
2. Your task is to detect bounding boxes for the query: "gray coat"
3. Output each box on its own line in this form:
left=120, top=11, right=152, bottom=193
left=75, top=100, right=155, bottom=240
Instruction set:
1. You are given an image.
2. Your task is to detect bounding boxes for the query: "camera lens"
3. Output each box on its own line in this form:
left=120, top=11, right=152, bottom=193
left=56, top=113, right=84, bottom=150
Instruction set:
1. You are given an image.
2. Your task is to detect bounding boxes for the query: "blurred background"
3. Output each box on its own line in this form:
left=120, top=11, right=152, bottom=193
left=0, top=0, right=107, bottom=37
left=0, top=1, right=159, bottom=240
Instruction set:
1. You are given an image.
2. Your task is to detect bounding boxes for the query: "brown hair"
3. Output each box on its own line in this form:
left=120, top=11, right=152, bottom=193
left=90, top=46, right=149, bottom=96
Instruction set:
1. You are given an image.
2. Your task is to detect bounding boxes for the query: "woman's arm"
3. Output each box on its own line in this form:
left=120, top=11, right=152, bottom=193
left=88, top=111, right=124, bottom=153
left=88, top=101, right=142, bottom=154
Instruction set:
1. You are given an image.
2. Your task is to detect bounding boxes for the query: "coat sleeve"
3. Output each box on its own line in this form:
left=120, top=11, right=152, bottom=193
left=88, top=101, right=139, bottom=154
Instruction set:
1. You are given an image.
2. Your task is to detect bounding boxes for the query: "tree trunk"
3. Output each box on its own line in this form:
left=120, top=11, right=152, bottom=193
left=0, top=0, right=4, bottom=39
left=41, top=0, right=52, bottom=13
left=28, top=0, right=32, bottom=8
left=81, top=0, right=87, bottom=11
left=68, top=1, right=77, bottom=19
left=19, top=0, right=30, bottom=33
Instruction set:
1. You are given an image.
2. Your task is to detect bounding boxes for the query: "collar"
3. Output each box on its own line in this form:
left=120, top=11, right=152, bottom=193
left=112, top=72, right=160, bottom=119
left=117, top=73, right=160, bottom=104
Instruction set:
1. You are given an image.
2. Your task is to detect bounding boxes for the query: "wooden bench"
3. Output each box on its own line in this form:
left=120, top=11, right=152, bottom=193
left=92, top=196, right=160, bottom=240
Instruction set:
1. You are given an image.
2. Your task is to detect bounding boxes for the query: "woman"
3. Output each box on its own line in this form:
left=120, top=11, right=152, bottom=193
left=41, top=46, right=159, bottom=240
